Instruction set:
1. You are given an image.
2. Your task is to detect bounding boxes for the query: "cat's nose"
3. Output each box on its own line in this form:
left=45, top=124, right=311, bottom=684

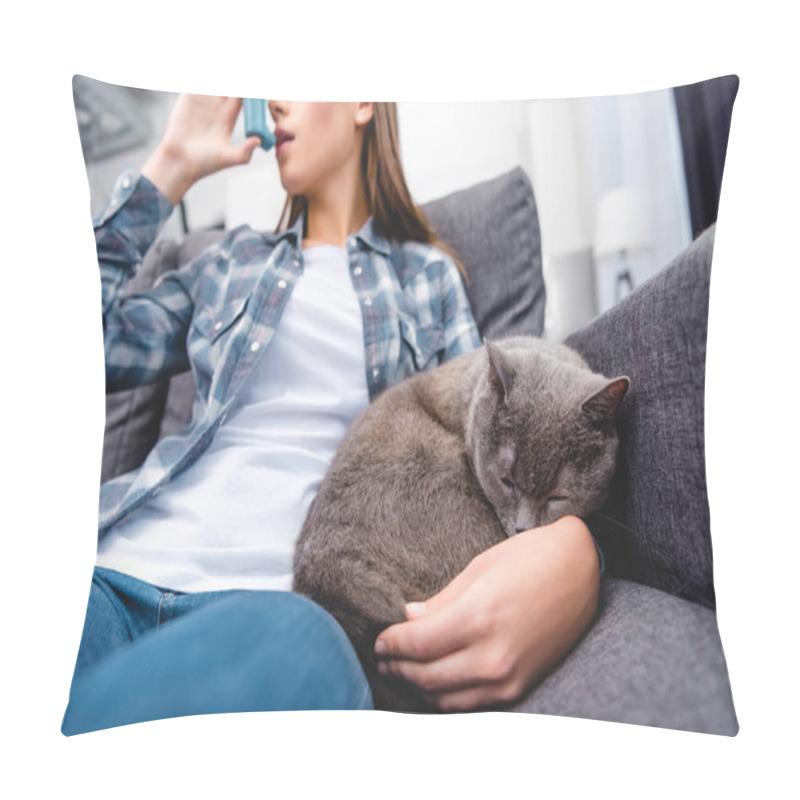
left=514, top=501, right=536, bottom=534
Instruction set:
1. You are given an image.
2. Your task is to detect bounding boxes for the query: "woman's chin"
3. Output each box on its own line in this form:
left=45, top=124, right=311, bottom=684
left=277, top=173, right=308, bottom=198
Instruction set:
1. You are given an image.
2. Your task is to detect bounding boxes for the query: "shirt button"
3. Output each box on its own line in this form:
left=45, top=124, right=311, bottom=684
left=214, top=321, right=223, bottom=332
left=251, top=342, right=261, bottom=353
left=372, top=367, right=380, bottom=378
left=277, top=279, right=287, bottom=289
left=122, top=176, right=131, bottom=189
left=353, top=266, right=362, bottom=276
left=363, top=297, right=372, bottom=307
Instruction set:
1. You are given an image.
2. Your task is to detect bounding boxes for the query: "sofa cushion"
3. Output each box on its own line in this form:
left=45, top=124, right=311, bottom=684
left=423, top=166, right=545, bottom=341
left=510, top=577, right=738, bottom=735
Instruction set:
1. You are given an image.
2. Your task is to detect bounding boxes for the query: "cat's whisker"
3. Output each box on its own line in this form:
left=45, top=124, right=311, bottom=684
left=593, top=512, right=632, bottom=535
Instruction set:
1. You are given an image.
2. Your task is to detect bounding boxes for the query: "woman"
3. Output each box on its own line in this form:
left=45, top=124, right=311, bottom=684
left=62, top=96, right=600, bottom=734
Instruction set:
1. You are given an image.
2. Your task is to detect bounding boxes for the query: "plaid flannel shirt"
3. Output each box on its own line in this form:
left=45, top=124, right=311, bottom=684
left=96, top=172, right=481, bottom=535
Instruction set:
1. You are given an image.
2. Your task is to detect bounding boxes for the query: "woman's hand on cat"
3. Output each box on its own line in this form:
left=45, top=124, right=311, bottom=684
left=374, top=515, right=600, bottom=711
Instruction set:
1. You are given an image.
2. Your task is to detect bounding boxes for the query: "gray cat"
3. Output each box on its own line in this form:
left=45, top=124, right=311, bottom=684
left=293, top=336, right=629, bottom=712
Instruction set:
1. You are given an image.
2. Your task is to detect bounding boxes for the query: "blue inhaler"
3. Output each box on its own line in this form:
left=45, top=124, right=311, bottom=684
left=243, top=98, right=275, bottom=151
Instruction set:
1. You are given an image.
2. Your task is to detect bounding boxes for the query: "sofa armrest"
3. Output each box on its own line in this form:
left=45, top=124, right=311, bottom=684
left=567, top=225, right=716, bottom=609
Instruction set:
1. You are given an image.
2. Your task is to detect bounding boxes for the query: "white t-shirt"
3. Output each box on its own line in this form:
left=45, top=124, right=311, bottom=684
left=95, top=245, right=370, bottom=593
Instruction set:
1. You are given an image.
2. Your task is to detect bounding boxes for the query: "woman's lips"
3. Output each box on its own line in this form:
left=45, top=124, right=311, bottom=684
left=275, top=128, right=294, bottom=156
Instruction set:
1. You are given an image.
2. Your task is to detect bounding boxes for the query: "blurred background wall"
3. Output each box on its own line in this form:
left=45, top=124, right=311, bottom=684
left=73, top=76, right=735, bottom=341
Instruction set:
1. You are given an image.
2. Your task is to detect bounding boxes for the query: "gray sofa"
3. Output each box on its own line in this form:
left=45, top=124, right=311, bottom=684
left=100, top=167, right=738, bottom=735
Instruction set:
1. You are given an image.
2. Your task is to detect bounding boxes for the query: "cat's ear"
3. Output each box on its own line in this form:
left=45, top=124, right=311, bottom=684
left=485, top=339, right=514, bottom=405
left=581, top=377, right=630, bottom=424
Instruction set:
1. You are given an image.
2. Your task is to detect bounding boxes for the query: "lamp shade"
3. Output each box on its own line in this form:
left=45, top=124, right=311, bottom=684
left=593, top=185, right=652, bottom=258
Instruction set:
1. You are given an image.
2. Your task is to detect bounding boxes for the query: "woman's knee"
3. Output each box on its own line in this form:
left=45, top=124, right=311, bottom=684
left=183, top=590, right=374, bottom=711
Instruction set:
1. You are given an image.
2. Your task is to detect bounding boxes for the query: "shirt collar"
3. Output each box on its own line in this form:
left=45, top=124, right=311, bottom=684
left=354, top=216, right=392, bottom=256
left=273, top=212, right=305, bottom=246
left=274, top=211, right=392, bottom=257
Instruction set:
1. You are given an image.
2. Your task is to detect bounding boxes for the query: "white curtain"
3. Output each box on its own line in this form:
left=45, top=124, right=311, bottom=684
left=528, top=88, right=692, bottom=331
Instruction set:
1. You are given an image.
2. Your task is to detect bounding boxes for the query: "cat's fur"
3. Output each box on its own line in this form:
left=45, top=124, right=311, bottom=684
left=293, top=336, right=629, bottom=712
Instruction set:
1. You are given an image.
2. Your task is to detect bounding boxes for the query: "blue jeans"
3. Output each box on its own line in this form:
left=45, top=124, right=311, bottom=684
left=62, top=567, right=373, bottom=735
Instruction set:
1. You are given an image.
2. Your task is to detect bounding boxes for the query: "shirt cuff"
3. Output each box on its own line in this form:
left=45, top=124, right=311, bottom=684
left=583, top=514, right=607, bottom=578
left=93, top=169, right=174, bottom=230
left=592, top=534, right=606, bottom=578
left=93, top=170, right=175, bottom=258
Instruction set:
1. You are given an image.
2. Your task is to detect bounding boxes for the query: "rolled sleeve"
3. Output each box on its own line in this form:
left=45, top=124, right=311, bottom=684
left=95, top=170, right=197, bottom=390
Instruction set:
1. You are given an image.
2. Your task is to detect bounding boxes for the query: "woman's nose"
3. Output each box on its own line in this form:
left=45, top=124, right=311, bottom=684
left=268, top=100, right=287, bottom=122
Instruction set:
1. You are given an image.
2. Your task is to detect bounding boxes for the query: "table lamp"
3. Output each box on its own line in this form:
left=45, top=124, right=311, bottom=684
left=593, top=185, right=652, bottom=309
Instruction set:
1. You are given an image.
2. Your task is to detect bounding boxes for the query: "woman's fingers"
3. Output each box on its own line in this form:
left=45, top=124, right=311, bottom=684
left=377, top=641, right=506, bottom=696
left=375, top=596, right=475, bottom=664
left=375, top=550, right=500, bottom=665
left=423, top=683, right=519, bottom=713
left=219, top=96, right=245, bottom=130
left=220, top=136, right=262, bottom=168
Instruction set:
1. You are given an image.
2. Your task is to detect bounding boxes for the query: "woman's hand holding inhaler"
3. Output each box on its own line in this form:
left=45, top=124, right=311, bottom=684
left=142, top=95, right=262, bottom=205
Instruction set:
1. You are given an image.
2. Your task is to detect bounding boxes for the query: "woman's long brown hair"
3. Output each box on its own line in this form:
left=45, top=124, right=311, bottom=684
left=275, top=102, right=467, bottom=279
